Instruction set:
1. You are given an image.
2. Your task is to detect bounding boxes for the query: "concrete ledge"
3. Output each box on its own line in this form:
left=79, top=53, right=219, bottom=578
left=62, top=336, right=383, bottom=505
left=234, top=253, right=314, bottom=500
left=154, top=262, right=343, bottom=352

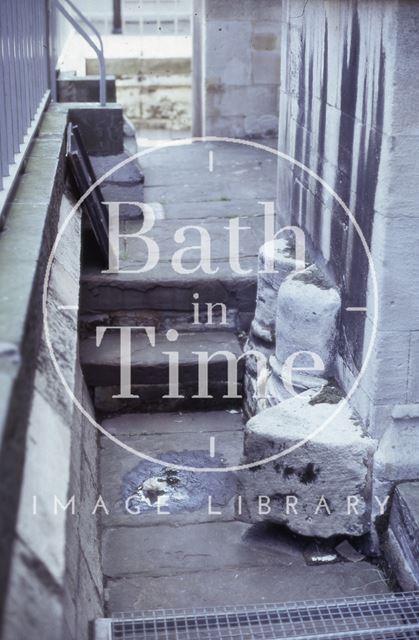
left=0, top=105, right=67, bottom=618
left=57, top=75, right=117, bottom=103
left=0, top=101, right=122, bottom=622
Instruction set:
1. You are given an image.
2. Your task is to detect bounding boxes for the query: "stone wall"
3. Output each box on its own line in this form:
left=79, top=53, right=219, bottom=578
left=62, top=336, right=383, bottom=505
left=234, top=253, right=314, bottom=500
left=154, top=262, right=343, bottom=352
left=194, top=0, right=282, bottom=137
left=277, top=0, right=419, bottom=540
left=0, top=104, right=123, bottom=639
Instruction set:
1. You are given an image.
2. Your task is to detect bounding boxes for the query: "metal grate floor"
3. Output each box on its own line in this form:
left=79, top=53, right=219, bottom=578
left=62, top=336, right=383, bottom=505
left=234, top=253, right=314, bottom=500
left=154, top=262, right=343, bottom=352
left=95, top=592, right=419, bottom=640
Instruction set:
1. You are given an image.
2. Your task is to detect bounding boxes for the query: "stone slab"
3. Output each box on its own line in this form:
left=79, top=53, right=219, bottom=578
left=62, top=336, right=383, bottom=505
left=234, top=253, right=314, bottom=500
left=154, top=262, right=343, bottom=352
left=90, top=154, right=144, bottom=186
left=102, top=521, right=302, bottom=578
left=99, top=428, right=243, bottom=527
left=238, top=387, right=376, bottom=538
left=106, top=215, right=265, bottom=271
left=102, top=410, right=244, bottom=436
left=137, top=140, right=277, bottom=172
left=81, top=330, right=243, bottom=387
left=162, top=200, right=266, bottom=220
left=141, top=160, right=276, bottom=189
left=106, top=561, right=388, bottom=612
left=99, top=184, right=145, bottom=214
left=81, top=258, right=257, bottom=314
left=94, top=382, right=243, bottom=414
left=143, top=179, right=275, bottom=206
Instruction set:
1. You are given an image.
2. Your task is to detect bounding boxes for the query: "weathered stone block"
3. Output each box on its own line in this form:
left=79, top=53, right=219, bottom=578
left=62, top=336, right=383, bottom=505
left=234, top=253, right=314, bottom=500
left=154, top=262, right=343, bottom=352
left=244, top=114, right=279, bottom=138
left=16, top=390, right=71, bottom=584
left=250, top=238, right=304, bottom=346
left=252, top=51, right=281, bottom=84
left=372, top=414, right=419, bottom=527
left=2, top=540, right=64, bottom=640
left=268, top=265, right=341, bottom=404
left=238, top=386, right=376, bottom=538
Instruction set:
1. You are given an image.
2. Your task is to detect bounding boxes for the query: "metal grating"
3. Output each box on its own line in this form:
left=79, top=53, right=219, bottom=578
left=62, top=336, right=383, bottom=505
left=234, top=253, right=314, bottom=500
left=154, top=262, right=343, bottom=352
left=101, top=592, right=419, bottom=640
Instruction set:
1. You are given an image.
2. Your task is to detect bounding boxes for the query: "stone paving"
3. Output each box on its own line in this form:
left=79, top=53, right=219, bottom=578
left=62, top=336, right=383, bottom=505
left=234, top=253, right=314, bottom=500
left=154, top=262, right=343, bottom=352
left=100, top=411, right=389, bottom=613
left=81, top=142, right=390, bottom=614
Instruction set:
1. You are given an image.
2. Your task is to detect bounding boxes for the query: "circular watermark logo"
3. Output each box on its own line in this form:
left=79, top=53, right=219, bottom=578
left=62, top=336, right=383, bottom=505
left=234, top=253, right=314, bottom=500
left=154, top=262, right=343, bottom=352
left=42, top=137, right=378, bottom=473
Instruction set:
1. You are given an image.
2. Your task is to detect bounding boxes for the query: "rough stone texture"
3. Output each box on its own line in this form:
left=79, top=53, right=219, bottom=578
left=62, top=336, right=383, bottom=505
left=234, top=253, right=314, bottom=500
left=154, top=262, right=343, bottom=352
left=90, top=153, right=145, bottom=187
left=0, top=108, right=66, bottom=637
left=102, top=521, right=304, bottom=578
left=94, top=382, right=243, bottom=414
left=267, top=265, right=341, bottom=406
left=0, top=115, right=104, bottom=639
left=81, top=141, right=277, bottom=334
left=99, top=406, right=388, bottom=613
left=371, top=411, right=419, bottom=549
left=277, top=0, right=419, bottom=544
left=383, top=482, right=419, bottom=590
left=194, top=0, right=281, bottom=137
left=81, top=330, right=243, bottom=386
left=2, top=539, right=64, bottom=640
left=244, top=238, right=306, bottom=416
left=89, top=152, right=145, bottom=219
left=81, top=329, right=244, bottom=413
left=106, top=561, right=388, bottom=612
left=238, top=387, right=376, bottom=538
left=274, top=266, right=340, bottom=377
left=249, top=238, right=302, bottom=347
left=99, top=415, right=243, bottom=528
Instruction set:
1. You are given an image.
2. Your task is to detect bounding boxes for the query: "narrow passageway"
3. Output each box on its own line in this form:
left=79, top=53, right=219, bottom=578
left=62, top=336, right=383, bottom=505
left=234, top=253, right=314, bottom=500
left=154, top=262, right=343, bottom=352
left=80, top=141, right=389, bottom=614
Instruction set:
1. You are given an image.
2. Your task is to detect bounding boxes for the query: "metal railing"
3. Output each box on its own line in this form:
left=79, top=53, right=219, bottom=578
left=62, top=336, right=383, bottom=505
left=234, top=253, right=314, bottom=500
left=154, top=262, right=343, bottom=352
left=0, top=0, right=108, bottom=222
left=0, top=0, right=50, bottom=209
left=53, top=0, right=107, bottom=106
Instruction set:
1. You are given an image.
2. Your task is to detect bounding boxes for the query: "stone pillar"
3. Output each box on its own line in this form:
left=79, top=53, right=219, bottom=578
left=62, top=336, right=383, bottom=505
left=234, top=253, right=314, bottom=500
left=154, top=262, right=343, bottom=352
left=268, top=265, right=341, bottom=404
left=244, top=237, right=305, bottom=416
left=199, top=0, right=282, bottom=138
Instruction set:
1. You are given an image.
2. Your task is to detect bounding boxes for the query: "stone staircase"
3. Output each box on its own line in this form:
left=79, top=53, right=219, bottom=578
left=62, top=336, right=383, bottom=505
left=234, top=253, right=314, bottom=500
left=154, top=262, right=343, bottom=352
left=80, top=328, right=244, bottom=413
left=79, top=142, right=393, bottom=624
left=79, top=142, right=275, bottom=413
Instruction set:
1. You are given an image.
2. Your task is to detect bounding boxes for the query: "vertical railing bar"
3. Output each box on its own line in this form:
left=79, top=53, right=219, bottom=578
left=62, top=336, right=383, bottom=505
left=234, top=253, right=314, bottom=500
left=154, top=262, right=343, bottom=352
left=15, top=0, right=24, bottom=143
left=33, top=0, right=39, bottom=108
left=3, top=0, right=14, bottom=165
left=0, top=0, right=51, bottom=203
left=41, top=0, right=49, bottom=97
left=9, top=0, right=20, bottom=155
left=25, top=0, right=32, bottom=122
left=38, top=0, right=43, bottom=101
left=0, top=2, right=11, bottom=174
left=17, top=2, right=27, bottom=137
left=14, top=0, right=25, bottom=146
left=48, top=0, right=58, bottom=103
left=33, top=0, right=40, bottom=110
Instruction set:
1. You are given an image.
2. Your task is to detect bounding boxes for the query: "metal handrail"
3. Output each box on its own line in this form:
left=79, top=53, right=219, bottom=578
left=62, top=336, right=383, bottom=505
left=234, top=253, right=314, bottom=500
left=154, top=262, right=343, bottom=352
left=53, top=0, right=107, bottom=106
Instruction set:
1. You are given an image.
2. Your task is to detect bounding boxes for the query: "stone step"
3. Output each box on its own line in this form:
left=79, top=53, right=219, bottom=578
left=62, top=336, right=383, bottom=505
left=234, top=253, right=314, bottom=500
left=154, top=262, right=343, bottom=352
left=81, top=330, right=244, bottom=413
left=80, top=264, right=256, bottom=327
